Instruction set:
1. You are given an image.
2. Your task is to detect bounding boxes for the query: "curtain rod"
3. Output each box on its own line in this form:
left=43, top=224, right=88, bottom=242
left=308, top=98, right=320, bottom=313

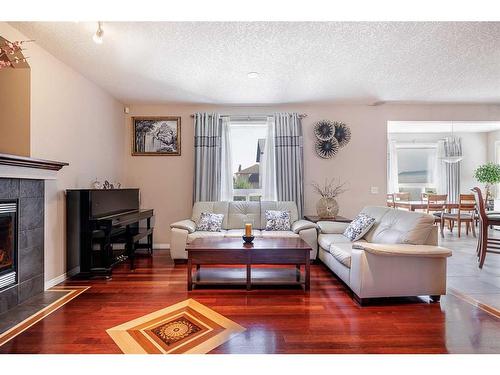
left=190, top=113, right=307, bottom=119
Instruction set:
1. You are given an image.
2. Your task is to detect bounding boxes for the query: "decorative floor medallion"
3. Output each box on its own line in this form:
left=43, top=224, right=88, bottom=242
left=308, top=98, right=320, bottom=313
left=106, top=299, right=245, bottom=354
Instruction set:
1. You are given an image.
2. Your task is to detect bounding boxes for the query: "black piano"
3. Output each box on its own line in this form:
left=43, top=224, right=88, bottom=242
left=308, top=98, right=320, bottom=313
left=66, top=188, right=154, bottom=278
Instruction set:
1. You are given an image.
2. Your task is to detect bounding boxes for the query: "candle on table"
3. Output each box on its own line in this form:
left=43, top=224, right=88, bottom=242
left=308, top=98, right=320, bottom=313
left=245, top=223, right=252, bottom=237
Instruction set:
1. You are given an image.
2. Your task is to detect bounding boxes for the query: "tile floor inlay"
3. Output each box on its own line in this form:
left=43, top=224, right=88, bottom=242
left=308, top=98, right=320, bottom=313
left=0, top=286, right=89, bottom=347
left=106, top=298, right=245, bottom=354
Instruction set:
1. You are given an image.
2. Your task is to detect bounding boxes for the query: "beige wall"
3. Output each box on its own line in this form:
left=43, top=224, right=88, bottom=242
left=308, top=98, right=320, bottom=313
left=0, top=66, right=30, bottom=156
left=5, top=21, right=500, bottom=280
left=126, top=103, right=500, bottom=245
left=0, top=23, right=126, bottom=284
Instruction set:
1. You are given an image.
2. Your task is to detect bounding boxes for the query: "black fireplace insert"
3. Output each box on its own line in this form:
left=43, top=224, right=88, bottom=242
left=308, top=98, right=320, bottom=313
left=0, top=200, right=17, bottom=290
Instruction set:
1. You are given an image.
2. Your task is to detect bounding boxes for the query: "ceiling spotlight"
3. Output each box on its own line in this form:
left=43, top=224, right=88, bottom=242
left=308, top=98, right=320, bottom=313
left=247, top=72, right=259, bottom=79
left=93, top=22, right=104, bottom=44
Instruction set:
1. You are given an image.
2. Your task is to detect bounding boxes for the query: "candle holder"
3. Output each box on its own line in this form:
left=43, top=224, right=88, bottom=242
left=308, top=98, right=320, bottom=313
left=243, top=220, right=254, bottom=244
left=242, top=235, right=255, bottom=244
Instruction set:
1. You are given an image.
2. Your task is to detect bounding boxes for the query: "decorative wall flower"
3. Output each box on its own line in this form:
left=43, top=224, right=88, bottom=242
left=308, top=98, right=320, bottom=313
left=0, top=40, right=31, bottom=70
left=315, top=138, right=339, bottom=159
left=333, top=121, right=351, bottom=148
left=313, top=120, right=335, bottom=141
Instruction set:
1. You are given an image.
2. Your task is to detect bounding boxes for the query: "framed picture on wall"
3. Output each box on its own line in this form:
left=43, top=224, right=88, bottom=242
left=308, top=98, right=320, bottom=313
left=132, top=116, right=181, bottom=156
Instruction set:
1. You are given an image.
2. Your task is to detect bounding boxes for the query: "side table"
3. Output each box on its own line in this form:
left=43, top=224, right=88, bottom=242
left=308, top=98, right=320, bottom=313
left=304, top=215, right=351, bottom=223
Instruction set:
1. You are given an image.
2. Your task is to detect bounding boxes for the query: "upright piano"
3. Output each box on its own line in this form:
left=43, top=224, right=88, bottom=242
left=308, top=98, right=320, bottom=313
left=66, top=188, right=154, bottom=278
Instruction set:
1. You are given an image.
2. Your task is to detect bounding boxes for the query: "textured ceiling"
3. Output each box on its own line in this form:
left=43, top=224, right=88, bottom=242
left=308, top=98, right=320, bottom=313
left=10, top=22, right=500, bottom=104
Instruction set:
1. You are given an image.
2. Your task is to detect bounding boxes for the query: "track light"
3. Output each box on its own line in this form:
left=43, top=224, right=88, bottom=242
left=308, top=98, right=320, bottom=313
left=93, top=22, right=104, bottom=44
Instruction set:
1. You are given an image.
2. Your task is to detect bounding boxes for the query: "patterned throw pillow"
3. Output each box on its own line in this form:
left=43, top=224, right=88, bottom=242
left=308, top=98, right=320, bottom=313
left=265, top=210, right=291, bottom=231
left=196, top=212, right=224, bottom=232
left=343, top=213, right=376, bottom=241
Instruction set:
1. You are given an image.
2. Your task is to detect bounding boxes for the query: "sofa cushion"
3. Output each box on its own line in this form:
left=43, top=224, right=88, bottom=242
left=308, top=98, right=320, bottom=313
left=196, top=212, right=224, bottom=232
left=187, top=231, right=226, bottom=243
left=363, top=208, right=435, bottom=245
left=261, top=201, right=298, bottom=227
left=227, top=201, right=261, bottom=230
left=328, top=243, right=353, bottom=268
left=265, top=210, right=291, bottom=231
left=261, top=230, right=299, bottom=238
left=343, top=213, right=376, bottom=241
left=318, top=233, right=352, bottom=250
left=192, top=202, right=229, bottom=229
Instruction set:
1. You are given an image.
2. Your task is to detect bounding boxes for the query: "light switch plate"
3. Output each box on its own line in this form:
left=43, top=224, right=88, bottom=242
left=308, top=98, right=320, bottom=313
left=370, top=186, right=379, bottom=194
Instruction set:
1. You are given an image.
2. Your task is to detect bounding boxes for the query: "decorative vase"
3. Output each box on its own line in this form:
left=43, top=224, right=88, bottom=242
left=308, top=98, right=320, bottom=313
left=316, top=197, right=339, bottom=218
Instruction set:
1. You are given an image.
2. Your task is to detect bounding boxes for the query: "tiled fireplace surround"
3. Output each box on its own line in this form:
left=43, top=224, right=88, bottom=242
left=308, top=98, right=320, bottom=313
left=0, top=178, right=44, bottom=314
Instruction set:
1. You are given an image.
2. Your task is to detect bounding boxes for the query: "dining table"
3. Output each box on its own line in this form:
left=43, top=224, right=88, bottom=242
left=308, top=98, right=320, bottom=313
left=392, top=200, right=459, bottom=212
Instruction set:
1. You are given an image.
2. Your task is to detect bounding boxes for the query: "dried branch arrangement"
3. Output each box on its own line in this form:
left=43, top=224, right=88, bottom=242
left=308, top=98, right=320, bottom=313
left=311, top=178, right=349, bottom=198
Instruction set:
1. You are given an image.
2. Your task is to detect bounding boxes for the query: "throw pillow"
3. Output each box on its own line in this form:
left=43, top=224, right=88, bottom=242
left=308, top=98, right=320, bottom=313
left=343, top=213, right=376, bottom=241
left=196, top=212, right=224, bottom=232
left=265, top=210, right=291, bottom=231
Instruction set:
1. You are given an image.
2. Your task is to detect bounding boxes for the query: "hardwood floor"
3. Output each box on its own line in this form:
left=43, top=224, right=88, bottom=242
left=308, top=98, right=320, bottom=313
left=1, top=250, right=500, bottom=354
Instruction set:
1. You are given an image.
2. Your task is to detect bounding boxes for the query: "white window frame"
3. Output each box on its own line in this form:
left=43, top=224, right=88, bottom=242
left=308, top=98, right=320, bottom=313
left=395, top=142, right=438, bottom=195
left=229, top=120, right=267, bottom=201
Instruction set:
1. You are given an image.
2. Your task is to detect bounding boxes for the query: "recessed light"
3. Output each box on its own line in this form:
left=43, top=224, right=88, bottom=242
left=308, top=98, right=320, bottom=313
left=247, top=72, right=259, bottom=79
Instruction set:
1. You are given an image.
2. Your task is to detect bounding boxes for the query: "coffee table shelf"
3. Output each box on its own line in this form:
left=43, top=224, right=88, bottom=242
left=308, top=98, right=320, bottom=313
left=185, top=238, right=312, bottom=291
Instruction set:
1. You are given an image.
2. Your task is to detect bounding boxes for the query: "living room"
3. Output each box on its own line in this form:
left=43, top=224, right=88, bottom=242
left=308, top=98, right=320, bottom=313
left=1, top=0, right=500, bottom=372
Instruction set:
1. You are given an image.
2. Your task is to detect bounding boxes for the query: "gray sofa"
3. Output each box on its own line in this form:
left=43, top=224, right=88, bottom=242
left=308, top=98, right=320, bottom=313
left=170, top=201, right=318, bottom=261
left=317, top=206, right=452, bottom=304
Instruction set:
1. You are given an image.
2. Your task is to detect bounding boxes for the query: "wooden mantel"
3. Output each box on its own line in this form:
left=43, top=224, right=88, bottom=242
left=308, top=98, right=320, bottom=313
left=0, top=153, right=68, bottom=171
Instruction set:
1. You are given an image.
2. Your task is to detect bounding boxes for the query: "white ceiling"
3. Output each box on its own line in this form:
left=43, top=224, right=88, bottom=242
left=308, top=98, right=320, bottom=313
left=388, top=121, right=500, bottom=133
left=10, top=22, right=500, bottom=104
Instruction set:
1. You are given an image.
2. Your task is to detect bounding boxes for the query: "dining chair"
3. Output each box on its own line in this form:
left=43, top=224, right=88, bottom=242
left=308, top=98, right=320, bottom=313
left=393, top=192, right=410, bottom=210
left=441, top=194, right=476, bottom=238
left=394, top=192, right=410, bottom=201
left=426, top=194, right=447, bottom=238
left=471, top=187, right=500, bottom=268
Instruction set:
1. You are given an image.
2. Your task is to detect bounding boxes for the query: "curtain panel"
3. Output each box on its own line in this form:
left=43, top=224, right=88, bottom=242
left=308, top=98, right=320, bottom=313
left=273, top=112, right=304, bottom=218
left=193, top=112, right=223, bottom=202
left=261, top=116, right=277, bottom=201
left=437, top=139, right=461, bottom=203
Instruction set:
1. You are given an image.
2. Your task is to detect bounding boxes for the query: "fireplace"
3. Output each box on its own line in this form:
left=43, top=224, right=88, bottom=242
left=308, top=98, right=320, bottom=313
left=0, top=201, right=17, bottom=290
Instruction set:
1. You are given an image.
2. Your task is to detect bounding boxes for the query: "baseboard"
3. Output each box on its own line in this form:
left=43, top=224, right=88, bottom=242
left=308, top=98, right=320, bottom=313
left=155, top=243, right=170, bottom=249
left=44, top=267, right=75, bottom=290
left=44, top=245, right=169, bottom=289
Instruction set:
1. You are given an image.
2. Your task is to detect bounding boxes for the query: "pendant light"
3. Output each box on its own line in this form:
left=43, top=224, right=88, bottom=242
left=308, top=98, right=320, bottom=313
left=441, top=122, right=463, bottom=164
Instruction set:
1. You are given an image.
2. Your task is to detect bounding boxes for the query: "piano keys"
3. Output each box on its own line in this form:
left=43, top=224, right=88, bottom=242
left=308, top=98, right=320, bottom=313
left=66, top=188, right=154, bottom=278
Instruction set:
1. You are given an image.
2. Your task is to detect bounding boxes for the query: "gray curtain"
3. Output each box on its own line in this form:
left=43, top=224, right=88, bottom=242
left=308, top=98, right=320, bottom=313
left=445, top=162, right=461, bottom=203
left=443, top=138, right=461, bottom=203
left=193, top=113, right=222, bottom=202
left=273, top=112, right=304, bottom=218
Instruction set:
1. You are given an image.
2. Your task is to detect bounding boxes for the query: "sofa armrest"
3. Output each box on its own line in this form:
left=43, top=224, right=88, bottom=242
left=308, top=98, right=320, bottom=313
left=292, top=220, right=317, bottom=234
left=317, top=221, right=349, bottom=234
left=170, top=219, right=196, bottom=234
left=352, top=243, right=452, bottom=258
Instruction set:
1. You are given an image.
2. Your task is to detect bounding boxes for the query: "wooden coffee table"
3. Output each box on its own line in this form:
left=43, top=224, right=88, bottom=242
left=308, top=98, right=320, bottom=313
left=186, top=238, right=312, bottom=291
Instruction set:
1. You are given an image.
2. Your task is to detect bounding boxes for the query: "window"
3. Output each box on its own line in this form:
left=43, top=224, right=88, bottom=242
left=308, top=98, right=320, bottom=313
left=229, top=121, right=267, bottom=201
left=396, top=144, right=437, bottom=199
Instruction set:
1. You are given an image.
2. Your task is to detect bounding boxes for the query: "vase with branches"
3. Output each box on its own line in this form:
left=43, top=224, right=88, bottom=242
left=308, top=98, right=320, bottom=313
left=311, top=178, right=349, bottom=218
